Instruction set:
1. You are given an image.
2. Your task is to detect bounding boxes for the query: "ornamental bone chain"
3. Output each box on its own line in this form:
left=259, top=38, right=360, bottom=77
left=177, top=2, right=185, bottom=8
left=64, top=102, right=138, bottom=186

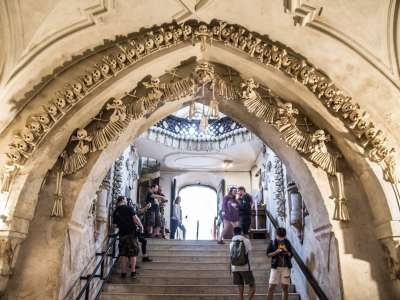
left=0, top=19, right=397, bottom=202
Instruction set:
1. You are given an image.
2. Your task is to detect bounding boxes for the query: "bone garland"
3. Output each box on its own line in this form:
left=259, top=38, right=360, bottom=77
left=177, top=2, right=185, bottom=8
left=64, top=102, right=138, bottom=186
left=308, top=130, right=338, bottom=175
left=3, top=20, right=397, bottom=186
left=333, top=172, right=350, bottom=221
left=0, top=165, right=18, bottom=193
left=51, top=170, right=64, bottom=217
left=162, top=77, right=196, bottom=101
left=63, top=129, right=92, bottom=175
left=91, top=99, right=130, bottom=151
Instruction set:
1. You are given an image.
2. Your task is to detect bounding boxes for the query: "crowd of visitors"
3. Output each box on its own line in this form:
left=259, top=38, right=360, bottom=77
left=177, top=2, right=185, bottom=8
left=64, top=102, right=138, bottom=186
left=112, top=184, right=293, bottom=300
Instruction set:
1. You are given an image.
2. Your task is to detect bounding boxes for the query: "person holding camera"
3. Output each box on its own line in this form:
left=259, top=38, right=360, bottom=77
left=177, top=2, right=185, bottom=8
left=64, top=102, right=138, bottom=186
left=266, top=227, right=293, bottom=300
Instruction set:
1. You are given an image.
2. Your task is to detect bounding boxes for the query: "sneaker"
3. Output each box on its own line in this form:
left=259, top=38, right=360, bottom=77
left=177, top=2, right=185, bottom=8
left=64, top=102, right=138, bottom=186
left=217, top=240, right=225, bottom=245
left=130, top=272, right=137, bottom=279
left=121, top=273, right=127, bottom=278
left=142, top=256, right=153, bottom=262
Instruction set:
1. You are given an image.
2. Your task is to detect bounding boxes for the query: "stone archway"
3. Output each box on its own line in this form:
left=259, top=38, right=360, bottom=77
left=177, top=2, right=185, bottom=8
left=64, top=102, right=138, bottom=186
left=0, top=20, right=398, bottom=299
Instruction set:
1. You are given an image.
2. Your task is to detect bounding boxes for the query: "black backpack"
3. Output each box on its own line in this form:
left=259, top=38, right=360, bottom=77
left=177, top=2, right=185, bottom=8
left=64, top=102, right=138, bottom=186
left=230, top=240, right=248, bottom=266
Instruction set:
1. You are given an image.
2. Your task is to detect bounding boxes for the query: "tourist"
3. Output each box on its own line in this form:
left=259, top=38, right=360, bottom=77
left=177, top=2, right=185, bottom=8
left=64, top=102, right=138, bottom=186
left=127, top=198, right=153, bottom=262
left=266, top=227, right=293, bottom=300
left=113, top=196, right=143, bottom=278
left=218, top=187, right=239, bottom=244
left=156, top=187, right=169, bottom=239
left=237, top=186, right=253, bottom=235
left=170, top=196, right=186, bottom=240
left=230, top=226, right=255, bottom=300
left=145, top=184, right=162, bottom=237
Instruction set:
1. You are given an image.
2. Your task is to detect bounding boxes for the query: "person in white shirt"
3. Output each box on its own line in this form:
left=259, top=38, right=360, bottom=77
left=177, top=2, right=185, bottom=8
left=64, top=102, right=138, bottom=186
left=230, top=227, right=255, bottom=300
left=170, top=196, right=186, bottom=239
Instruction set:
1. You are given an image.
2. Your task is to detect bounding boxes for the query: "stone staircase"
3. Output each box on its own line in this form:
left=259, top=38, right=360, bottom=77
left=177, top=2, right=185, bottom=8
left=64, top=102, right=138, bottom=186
left=100, top=239, right=300, bottom=299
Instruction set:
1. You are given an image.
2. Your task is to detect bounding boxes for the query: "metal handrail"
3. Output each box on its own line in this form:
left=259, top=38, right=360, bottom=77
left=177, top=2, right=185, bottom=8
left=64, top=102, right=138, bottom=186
left=74, top=235, right=118, bottom=300
left=265, top=209, right=329, bottom=300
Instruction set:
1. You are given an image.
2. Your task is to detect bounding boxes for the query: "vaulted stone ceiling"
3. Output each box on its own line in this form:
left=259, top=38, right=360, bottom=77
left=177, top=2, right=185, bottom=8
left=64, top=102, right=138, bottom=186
left=1, top=0, right=400, bottom=145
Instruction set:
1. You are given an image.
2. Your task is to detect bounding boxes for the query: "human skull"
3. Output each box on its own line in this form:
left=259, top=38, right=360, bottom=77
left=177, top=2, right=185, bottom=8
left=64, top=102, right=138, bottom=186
left=76, top=128, right=88, bottom=140
left=135, top=42, right=145, bottom=54
left=14, top=138, right=28, bottom=152
left=117, top=52, right=127, bottom=64
left=92, top=69, right=102, bottom=82
left=151, top=77, right=160, bottom=87
left=198, top=24, right=208, bottom=34
left=154, top=33, right=164, bottom=46
left=55, top=96, right=66, bottom=109
left=21, top=129, right=35, bottom=143
left=64, top=89, right=76, bottom=103
left=164, top=31, right=173, bottom=43
left=173, top=27, right=182, bottom=40
left=28, top=121, right=42, bottom=133
left=100, top=63, right=110, bottom=76
left=46, top=104, right=58, bottom=116
left=83, top=74, right=93, bottom=86
left=38, top=113, right=51, bottom=125
left=145, top=35, right=155, bottom=50
left=221, top=27, right=231, bottom=39
left=182, top=24, right=192, bottom=37
left=73, top=82, right=83, bottom=95
left=7, top=147, right=22, bottom=163
left=107, top=56, right=118, bottom=69
left=127, top=48, right=136, bottom=60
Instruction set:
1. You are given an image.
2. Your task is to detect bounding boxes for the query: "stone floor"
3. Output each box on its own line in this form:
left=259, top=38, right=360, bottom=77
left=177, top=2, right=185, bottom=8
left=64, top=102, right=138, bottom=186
left=100, top=239, right=300, bottom=299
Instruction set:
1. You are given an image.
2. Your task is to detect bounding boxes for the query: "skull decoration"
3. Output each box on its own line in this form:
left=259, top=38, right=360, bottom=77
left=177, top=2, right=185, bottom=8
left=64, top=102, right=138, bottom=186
left=154, top=31, right=164, bottom=48
left=299, top=62, right=314, bottom=85
left=194, top=62, right=215, bottom=85
left=341, top=101, right=360, bottom=119
left=173, top=27, right=183, bottom=43
left=37, top=113, right=52, bottom=129
left=145, top=33, right=155, bottom=53
left=21, top=128, right=36, bottom=144
left=103, top=55, right=119, bottom=72
left=64, top=89, right=76, bottom=104
left=182, top=24, right=192, bottom=40
left=54, top=96, right=67, bottom=110
left=135, top=42, right=145, bottom=56
left=100, top=63, right=111, bottom=77
left=164, top=30, right=173, bottom=46
left=241, top=78, right=259, bottom=101
left=82, top=74, right=94, bottom=87
left=92, top=68, right=102, bottom=82
left=72, top=82, right=84, bottom=96
left=27, top=121, right=42, bottom=135
left=13, top=137, right=29, bottom=153
left=7, top=146, right=22, bottom=163
left=117, top=52, right=127, bottom=65
left=46, top=104, right=59, bottom=117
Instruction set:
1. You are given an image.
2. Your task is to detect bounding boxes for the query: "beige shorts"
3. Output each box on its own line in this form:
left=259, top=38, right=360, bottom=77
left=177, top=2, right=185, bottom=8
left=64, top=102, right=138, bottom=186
left=269, top=267, right=291, bottom=285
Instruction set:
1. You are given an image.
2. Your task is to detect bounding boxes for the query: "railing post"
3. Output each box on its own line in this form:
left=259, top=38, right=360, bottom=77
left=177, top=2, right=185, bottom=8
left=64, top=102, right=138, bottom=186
left=196, top=220, right=199, bottom=240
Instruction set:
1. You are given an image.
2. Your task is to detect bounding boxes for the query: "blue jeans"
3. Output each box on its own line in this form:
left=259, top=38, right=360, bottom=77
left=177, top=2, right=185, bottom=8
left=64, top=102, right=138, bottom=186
left=170, top=219, right=186, bottom=239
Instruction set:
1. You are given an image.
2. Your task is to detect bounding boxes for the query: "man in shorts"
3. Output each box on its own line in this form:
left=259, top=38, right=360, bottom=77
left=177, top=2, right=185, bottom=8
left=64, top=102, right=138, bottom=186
left=230, top=226, right=255, bottom=300
left=113, top=196, right=143, bottom=278
left=266, top=227, right=293, bottom=300
left=145, top=184, right=162, bottom=237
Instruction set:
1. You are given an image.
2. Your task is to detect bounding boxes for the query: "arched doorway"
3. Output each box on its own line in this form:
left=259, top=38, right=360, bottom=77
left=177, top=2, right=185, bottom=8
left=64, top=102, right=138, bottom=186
left=178, top=185, right=218, bottom=240
left=0, top=20, right=398, bottom=300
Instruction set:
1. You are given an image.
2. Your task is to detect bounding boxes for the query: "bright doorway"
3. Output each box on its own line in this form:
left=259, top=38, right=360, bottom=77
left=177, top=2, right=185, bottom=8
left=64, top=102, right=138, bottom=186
left=178, top=185, right=218, bottom=240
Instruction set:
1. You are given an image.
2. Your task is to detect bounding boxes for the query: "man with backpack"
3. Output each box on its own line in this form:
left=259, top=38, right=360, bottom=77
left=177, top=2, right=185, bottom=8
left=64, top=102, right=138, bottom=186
left=230, top=226, right=255, bottom=300
left=266, top=227, right=293, bottom=300
left=113, top=196, right=143, bottom=278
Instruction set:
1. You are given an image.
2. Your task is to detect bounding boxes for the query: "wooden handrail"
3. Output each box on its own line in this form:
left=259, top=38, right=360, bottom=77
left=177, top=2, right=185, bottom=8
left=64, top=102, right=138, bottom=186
left=265, top=209, right=329, bottom=300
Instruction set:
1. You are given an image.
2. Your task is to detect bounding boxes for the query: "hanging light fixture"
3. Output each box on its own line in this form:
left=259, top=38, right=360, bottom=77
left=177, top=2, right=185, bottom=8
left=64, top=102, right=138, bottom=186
left=208, top=83, right=219, bottom=119
left=199, top=103, right=209, bottom=133
left=188, top=101, right=196, bottom=121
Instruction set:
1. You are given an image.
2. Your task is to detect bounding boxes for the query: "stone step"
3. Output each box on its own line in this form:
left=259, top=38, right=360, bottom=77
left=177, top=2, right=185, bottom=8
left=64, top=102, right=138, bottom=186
left=100, top=293, right=300, bottom=300
left=146, top=249, right=267, bottom=256
left=114, top=261, right=269, bottom=271
left=145, top=244, right=267, bottom=251
left=112, top=269, right=269, bottom=278
left=107, top=275, right=270, bottom=286
left=147, top=239, right=269, bottom=245
left=103, top=284, right=296, bottom=293
left=139, top=255, right=269, bottom=263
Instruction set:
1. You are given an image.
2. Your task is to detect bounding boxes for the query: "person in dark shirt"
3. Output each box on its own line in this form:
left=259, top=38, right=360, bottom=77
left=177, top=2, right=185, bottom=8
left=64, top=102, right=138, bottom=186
left=127, top=198, right=153, bottom=262
left=266, top=227, right=293, bottom=300
left=237, top=186, right=253, bottom=235
left=113, top=196, right=143, bottom=278
left=145, top=184, right=164, bottom=237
